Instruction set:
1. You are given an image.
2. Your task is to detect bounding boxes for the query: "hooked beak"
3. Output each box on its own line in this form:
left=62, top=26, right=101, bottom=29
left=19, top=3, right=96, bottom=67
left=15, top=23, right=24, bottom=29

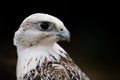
left=56, top=27, right=70, bottom=42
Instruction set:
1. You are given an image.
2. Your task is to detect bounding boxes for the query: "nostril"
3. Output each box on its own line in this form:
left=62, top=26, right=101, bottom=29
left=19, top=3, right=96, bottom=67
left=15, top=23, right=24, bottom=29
left=60, top=28, right=63, bottom=31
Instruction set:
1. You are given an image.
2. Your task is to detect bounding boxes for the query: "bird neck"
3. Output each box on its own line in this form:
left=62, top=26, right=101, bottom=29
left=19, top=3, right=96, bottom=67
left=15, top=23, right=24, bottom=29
left=16, top=42, right=66, bottom=60
left=16, top=43, right=67, bottom=79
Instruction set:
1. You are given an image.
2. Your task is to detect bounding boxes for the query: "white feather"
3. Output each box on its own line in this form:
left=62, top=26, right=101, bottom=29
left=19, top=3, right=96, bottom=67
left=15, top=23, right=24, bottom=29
left=16, top=43, right=66, bottom=79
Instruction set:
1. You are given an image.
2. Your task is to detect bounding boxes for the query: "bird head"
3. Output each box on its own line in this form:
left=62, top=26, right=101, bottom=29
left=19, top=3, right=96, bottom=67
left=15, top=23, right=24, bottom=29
left=14, top=13, right=70, bottom=47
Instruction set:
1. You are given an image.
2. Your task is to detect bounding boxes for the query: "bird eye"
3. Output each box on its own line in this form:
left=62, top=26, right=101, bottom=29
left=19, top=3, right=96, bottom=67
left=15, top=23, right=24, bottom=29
left=39, top=22, right=52, bottom=31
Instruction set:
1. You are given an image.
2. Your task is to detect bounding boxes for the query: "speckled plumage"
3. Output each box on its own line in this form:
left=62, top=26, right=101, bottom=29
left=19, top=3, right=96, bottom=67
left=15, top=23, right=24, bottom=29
left=14, top=13, right=89, bottom=80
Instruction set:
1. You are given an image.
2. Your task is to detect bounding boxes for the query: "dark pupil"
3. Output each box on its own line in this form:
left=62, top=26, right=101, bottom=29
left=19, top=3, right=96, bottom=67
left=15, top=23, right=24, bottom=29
left=40, top=22, right=49, bottom=30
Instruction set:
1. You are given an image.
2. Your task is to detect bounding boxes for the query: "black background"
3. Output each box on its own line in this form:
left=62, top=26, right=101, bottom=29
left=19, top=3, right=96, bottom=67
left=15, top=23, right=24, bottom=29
left=0, top=1, right=119, bottom=80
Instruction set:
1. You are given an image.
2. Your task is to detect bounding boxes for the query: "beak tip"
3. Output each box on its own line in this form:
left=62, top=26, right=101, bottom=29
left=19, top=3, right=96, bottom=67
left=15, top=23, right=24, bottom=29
left=66, top=36, right=70, bottom=42
left=56, top=34, right=70, bottom=42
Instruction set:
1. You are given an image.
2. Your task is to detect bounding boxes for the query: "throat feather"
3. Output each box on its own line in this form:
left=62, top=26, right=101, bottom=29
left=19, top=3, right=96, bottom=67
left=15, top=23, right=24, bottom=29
left=17, top=43, right=67, bottom=79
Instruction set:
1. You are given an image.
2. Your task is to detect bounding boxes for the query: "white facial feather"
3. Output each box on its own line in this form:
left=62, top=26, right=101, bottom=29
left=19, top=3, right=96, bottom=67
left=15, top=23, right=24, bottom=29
left=14, top=13, right=69, bottom=48
left=14, top=13, right=70, bottom=79
left=21, top=13, right=64, bottom=27
left=14, top=13, right=89, bottom=80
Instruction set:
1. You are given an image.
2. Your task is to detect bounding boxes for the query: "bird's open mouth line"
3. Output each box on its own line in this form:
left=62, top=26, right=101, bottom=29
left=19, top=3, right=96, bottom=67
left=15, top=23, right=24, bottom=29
left=56, top=34, right=66, bottom=41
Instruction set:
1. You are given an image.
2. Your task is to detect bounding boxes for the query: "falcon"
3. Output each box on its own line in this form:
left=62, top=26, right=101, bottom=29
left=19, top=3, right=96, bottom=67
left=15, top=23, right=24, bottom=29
left=13, top=13, right=89, bottom=80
